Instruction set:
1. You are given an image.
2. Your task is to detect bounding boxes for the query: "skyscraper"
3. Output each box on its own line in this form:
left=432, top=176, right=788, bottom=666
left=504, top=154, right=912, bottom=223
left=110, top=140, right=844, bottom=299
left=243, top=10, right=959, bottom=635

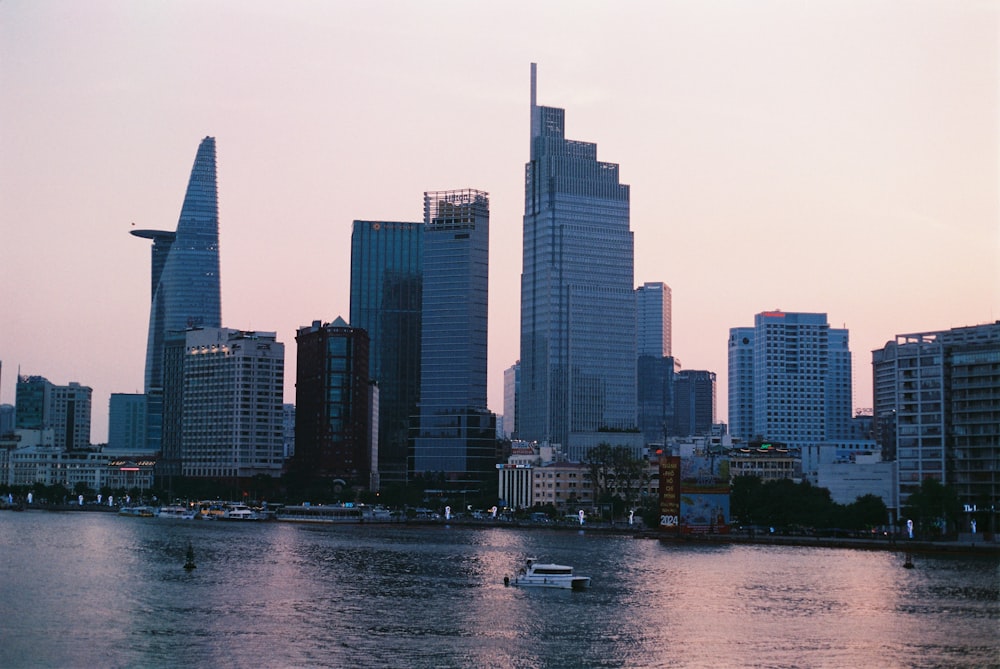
left=519, top=63, right=637, bottom=448
left=673, top=370, right=716, bottom=437
left=349, top=220, right=423, bottom=485
left=294, top=318, right=373, bottom=490
left=636, top=282, right=674, bottom=443
left=413, top=189, right=495, bottom=482
left=133, top=137, right=222, bottom=452
left=727, top=311, right=853, bottom=449
left=636, top=282, right=671, bottom=358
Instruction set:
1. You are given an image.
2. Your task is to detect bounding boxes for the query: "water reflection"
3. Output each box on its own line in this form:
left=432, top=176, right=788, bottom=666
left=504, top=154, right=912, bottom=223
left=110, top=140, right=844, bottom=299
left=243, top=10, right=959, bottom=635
left=0, top=512, right=996, bottom=668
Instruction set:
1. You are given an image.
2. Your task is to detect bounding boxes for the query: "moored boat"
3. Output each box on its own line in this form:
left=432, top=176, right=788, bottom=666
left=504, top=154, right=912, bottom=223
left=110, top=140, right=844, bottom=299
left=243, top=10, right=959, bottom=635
left=506, top=558, right=591, bottom=590
left=158, top=505, right=197, bottom=520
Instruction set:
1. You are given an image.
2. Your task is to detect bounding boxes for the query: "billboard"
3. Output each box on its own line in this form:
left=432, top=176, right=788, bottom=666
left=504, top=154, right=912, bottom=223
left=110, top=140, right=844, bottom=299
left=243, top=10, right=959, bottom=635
left=659, top=455, right=681, bottom=531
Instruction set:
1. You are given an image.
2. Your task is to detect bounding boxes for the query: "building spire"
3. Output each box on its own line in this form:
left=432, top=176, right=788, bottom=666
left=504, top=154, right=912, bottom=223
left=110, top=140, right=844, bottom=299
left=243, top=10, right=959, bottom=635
left=530, top=62, right=540, bottom=144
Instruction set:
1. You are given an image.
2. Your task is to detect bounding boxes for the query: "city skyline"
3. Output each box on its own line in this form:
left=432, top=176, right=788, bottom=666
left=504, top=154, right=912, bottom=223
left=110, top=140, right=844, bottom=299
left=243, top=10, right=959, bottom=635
left=2, top=2, right=996, bottom=442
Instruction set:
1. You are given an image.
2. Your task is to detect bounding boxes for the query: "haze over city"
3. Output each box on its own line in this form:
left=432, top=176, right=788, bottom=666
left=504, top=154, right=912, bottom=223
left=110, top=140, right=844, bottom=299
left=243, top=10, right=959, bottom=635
left=2, top=1, right=996, bottom=443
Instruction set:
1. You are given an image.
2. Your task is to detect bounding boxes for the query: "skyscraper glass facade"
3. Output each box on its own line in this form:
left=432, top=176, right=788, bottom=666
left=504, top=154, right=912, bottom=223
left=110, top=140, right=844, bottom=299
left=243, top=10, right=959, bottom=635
left=133, top=136, right=221, bottom=386
left=519, top=64, right=637, bottom=447
left=349, top=220, right=423, bottom=485
left=413, top=189, right=495, bottom=481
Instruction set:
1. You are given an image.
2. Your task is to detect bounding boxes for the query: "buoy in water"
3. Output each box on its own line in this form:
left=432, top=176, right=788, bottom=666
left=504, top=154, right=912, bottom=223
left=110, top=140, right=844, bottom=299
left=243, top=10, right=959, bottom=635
left=184, top=542, right=196, bottom=570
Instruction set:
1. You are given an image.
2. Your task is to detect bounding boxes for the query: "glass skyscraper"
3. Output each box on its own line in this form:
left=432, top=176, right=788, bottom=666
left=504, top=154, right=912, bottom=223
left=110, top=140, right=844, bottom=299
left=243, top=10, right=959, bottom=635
left=133, top=136, right=221, bottom=457
left=519, top=63, right=637, bottom=448
left=132, top=136, right=222, bottom=393
left=413, top=189, right=495, bottom=482
left=349, top=220, right=423, bottom=485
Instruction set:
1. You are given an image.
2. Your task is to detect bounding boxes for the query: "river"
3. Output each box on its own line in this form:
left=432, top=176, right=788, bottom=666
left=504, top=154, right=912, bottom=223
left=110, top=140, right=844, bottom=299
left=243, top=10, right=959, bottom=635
left=0, top=511, right=997, bottom=668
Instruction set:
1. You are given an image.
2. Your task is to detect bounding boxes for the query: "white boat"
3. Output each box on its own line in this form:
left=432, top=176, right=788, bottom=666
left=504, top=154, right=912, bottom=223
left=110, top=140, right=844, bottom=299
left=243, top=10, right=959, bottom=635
left=221, top=503, right=259, bottom=520
left=507, top=558, right=591, bottom=590
left=275, top=504, right=372, bottom=524
left=158, top=505, right=196, bottom=520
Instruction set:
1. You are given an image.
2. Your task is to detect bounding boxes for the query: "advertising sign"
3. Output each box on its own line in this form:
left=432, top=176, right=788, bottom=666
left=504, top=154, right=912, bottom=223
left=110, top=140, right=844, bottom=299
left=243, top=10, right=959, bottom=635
left=659, top=455, right=681, bottom=530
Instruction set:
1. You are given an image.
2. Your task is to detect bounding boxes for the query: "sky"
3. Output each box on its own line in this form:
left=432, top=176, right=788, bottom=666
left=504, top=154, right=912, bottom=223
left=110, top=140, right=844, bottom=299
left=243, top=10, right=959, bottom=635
left=1, top=1, right=997, bottom=444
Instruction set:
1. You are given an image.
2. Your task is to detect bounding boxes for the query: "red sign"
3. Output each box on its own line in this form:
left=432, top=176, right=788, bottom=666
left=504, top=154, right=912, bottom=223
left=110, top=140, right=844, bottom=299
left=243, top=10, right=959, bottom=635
left=659, top=456, right=681, bottom=530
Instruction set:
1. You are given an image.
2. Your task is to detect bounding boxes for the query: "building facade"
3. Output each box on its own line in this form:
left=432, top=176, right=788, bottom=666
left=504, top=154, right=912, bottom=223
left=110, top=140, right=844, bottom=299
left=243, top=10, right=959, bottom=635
left=294, top=319, right=373, bottom=489
left=349, top=219, right=423, bottom=485
left=503, top=361, right=519, bottom=440
left=15, top=376, right=92, bottom=451
left=108, top=393, right=147, bottom=452
left=636, top=282, right=671, bottom=358
left=673, top=370, right=716, bottom=437
left=727, top=311, right=853, bottom=453
left=872, top=322, right=1000, bottom=528
left=413, top=190, right=495, bottom=483
left=132, top=136, right=222, bottom=453
left=166, top=328, right=285, bottom=480
left=519, top=63, right=637, bottom=449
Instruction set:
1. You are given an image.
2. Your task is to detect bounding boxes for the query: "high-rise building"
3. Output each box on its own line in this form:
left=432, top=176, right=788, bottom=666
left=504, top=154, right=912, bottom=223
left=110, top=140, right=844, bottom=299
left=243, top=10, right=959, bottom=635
left=162, top=328, right=284, bottom=480
left=519, top=63, right=637, bottom=448
left=636, top=282, right=674, bottom=443
left=872, top=322, right=1000, bottom=527
left=673, top=370, right=716, bottom=437
left=293, top=318, right=373, bottom=490
left=132, top=136, right=222, bottom=452
left=349, top=220, right=422, bottom=485
left=727, top=311, right=853, bottom=451
left=413, top=189, right=495, bottom=482
left=637, top=282, right=671, bottom=358
left=107, top=393, right=147, bottom=452
left=15, top=375, right=92, bottom=450
left=503, top=361, right=519, bottom=440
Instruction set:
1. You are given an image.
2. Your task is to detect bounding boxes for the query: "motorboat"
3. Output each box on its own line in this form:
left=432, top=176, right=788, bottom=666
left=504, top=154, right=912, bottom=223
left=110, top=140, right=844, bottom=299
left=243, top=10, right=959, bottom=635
left=158, top=505, right=196, bottom=520
left=221, top=503, right=259, bottom=520
left=506, top=558, right=591, bottom=590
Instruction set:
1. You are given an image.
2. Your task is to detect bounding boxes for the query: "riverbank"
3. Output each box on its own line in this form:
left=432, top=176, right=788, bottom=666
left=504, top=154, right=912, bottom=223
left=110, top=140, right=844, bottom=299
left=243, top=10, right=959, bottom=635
left=654, top=530, right=1000, bottom=556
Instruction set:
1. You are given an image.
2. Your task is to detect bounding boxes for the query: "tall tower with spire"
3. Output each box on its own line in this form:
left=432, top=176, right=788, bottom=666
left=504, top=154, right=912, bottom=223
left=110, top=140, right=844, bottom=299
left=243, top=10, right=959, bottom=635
left=132, top=136, right=222, bottom=453
left=519, top=64, right=637, bottom=448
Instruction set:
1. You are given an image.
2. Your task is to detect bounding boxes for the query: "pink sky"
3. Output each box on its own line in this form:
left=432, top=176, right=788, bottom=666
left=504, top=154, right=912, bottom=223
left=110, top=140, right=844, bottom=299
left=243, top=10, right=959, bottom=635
left=2, top=1, right=997, bottom=443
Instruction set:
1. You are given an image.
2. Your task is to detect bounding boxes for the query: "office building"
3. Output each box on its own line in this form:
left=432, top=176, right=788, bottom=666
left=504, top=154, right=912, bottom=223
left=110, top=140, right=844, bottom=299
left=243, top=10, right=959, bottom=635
left=15, top=375, right=92, bottom=450
left=503, top=361, right=519, bottom=440
left=107, top=393, right=147, bottom=452
left=349, top=220, right=423, bottom=485
left=727, top=311, right=853, bottom=454
left=294, top=318, right=373, bottom=490
left=872, top=322, right=1000, bottom=528
left=413, top=189, right=495, bottom=482
left=519, top=63, right=637, bottom=448
left=132, top=136, right=222, bottom=452
left=637, top=282, right=671, bottom=358
left=164, top=328, right=284, bottom=480
left=674, top=370, right=716, bottom=437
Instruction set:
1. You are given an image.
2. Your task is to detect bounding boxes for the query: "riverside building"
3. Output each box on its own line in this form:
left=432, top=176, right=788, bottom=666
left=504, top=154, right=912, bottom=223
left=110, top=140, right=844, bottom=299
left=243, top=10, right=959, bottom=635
left=872, top=322, right=1000, bottom=529
left=519, top=63, right=637, bottom=450
left=162, top=328, right=285, bottom=481
left=349, top=220, right=422, bottom=485
left=413, top=189, right=495, bottom=483
left=727, top=311, right=853, bottom=469
left=132, top=136, right=222, bottom=454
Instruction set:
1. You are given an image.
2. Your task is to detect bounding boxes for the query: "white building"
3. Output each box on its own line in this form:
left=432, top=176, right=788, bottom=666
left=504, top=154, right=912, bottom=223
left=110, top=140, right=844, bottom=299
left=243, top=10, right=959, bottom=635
left=177, top=328, right=285, bottom=479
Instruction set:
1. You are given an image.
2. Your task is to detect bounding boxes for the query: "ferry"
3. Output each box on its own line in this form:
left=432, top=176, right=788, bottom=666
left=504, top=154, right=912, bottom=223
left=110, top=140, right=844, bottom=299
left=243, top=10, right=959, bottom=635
left=275, top=504, right=373, bottom=524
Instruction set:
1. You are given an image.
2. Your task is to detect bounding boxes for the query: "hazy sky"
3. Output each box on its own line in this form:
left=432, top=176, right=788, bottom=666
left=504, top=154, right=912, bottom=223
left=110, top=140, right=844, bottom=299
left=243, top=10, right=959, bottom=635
left=2, top=1, right=997, bottom=443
